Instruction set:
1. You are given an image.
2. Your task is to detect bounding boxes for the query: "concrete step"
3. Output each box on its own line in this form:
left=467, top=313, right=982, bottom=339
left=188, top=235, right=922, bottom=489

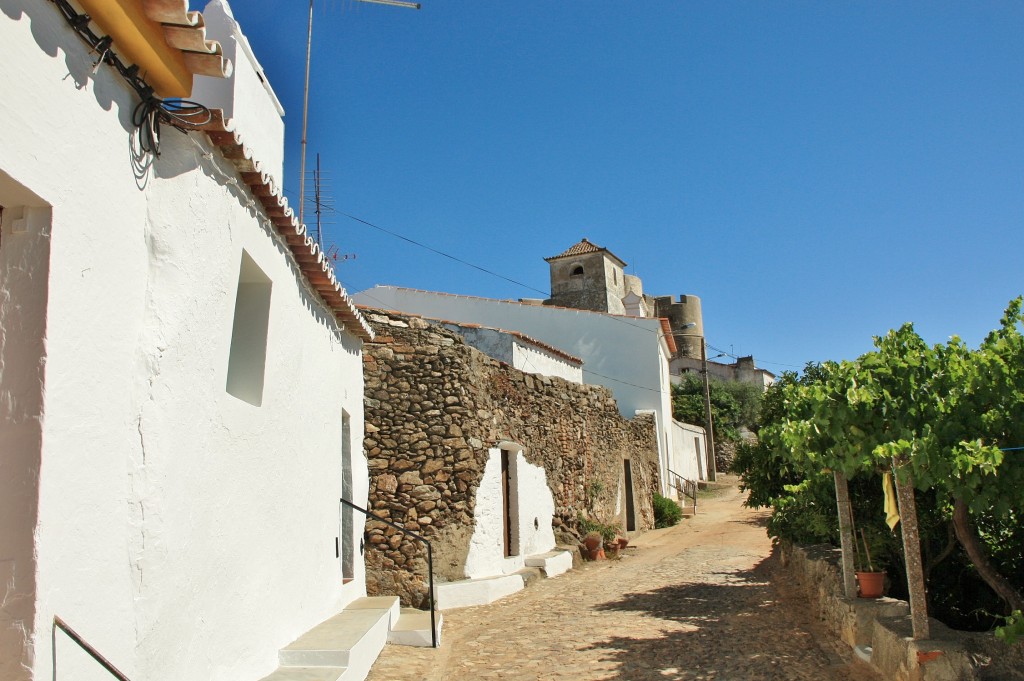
left=387, top=608, right=443, bottom=648
left=259, top=596, right=399, bottom=681
left=435, top=549, right=577, bottom=610
left=523, top=549, right=573, bottom=577
left=681, top=505, right=696, bottom=518
left=258, top=667, right=347, bottom=681
left=435, top=573, right=524, bottom=610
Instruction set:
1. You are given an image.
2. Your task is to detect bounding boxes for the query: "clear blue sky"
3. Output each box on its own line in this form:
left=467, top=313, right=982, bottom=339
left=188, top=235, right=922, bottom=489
left=224, top=1, right=1023, bottom=371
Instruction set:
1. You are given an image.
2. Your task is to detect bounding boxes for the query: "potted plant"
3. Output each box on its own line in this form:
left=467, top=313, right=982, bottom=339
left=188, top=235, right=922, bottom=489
left=600, top=523, right=620, bottom=558
left=855, top=528, right=886, bottom=598
left=583, top=531, right=605, bottom=560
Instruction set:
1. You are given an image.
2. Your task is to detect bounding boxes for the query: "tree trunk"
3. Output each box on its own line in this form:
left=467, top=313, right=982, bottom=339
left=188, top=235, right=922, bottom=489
left=893, top=459, right=930, bottom=639
left=952, top=496, right=1024, bottom=614
left=833, top=471, right=858, bottom=599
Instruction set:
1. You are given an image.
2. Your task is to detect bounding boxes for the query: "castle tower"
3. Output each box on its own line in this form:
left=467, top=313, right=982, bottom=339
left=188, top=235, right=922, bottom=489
left=544, top=238, right=628, bottom=315
left=654, top=294, right=704, bottom=360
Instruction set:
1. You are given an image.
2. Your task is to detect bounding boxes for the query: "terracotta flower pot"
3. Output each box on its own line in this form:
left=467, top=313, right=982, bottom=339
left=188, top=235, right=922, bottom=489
left=617, top=537, right=629, bottom=549
left=583, top=534, right=604, bottom=560
left=856, top=571, right=885, bottom=598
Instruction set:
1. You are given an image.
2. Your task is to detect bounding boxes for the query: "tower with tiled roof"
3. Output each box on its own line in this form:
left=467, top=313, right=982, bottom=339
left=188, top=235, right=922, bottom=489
left=544, top=238, right=630, bottom=314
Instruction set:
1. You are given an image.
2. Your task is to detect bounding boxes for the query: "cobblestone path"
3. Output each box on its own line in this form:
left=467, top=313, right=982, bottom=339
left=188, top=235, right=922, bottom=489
left=366, top=477, right=881, bottom=680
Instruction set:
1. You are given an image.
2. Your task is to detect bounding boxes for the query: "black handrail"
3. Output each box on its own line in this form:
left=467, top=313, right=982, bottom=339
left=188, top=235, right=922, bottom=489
left=54, top=616, right=132, bottom=681
left=341, top=498, right=438, bottom=648
left=667, top=468, right=698, bottom=514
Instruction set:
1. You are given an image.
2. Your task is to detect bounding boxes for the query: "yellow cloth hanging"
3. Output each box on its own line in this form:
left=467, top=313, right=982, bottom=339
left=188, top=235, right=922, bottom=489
left=883, top=472, right=900, bottom=530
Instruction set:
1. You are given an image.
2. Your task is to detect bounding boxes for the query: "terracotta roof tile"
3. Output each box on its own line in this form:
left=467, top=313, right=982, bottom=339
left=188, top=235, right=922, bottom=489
left=142, top=0, right=233, bottom=80
left=548, top=237, right=603, bottom=259
left=544, top=237, right=628, bottom=267
left=182, top=110, right=373, bottom=342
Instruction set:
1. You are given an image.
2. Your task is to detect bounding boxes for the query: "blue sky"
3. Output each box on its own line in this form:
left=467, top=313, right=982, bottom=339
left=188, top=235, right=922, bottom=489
left=224, top=1, right=1023, bottom=371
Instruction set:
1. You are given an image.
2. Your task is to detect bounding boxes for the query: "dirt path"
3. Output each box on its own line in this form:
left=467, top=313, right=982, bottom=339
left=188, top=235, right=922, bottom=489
left=366, top=477, right=881, bottom=680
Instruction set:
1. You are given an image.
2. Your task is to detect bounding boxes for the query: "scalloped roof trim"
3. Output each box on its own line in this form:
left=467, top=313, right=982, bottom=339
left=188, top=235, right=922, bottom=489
left=182, top=109, right=374, bottom=342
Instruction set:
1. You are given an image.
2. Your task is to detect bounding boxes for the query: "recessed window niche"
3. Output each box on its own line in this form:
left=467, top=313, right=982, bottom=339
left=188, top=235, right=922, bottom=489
left=226, top=251, right=272, bottom=406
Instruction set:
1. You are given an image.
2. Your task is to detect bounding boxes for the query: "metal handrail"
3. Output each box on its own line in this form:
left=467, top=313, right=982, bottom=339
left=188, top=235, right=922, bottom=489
left=54, top=616, right=132, bottom=681
left=667, top=468, right=698, bottom=514
left=341, top=498, right=438, bottom=648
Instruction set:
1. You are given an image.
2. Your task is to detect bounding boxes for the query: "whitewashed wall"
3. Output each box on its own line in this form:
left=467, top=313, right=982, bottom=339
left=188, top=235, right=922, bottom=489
left=511, top=339, right=583, bottom=384
left=354, top=286, right=677, bottom=493
left=192, top=0, right=286, bottom=187
left=1, top=4, right=366, bottom=681
left=463, top=447, right=555, bottom=579
left=670, top=420, right=707, bottom=489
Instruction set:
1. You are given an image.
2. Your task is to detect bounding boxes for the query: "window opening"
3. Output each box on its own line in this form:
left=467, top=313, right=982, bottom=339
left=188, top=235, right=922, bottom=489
left=570, top=265, right=584, bottom=276
left=226, top=251, right=272, bottom=405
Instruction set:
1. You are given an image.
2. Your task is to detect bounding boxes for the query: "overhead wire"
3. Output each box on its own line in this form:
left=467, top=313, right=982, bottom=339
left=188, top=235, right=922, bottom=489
left=299, top=192, right=797, bottom=371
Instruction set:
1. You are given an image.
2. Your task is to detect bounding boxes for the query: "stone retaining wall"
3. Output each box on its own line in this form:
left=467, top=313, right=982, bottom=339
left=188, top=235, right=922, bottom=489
left=779, top=542, right=1024, bottom=681
left=362, top=309, right=661, bottom=606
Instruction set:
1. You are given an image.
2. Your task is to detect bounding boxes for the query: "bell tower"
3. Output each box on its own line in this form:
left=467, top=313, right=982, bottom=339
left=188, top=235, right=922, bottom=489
left=544, top=238, right=627, bottom=314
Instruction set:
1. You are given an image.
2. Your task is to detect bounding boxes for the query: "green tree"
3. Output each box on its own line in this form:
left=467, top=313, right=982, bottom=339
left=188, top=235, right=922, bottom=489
left=739, top=299, right=1024, bottom=629
left=671, top=374, right=762, bottom=444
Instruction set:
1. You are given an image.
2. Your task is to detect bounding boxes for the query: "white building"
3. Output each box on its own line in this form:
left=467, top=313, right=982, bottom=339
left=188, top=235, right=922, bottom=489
left=0, top=2, right=403, bottom=680
left=436, top=320, right=584, bottom=384
left=353, top=286, right=707, bottom=495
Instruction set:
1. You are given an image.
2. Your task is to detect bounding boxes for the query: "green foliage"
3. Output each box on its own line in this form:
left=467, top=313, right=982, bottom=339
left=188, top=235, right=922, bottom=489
left=733, top=299, right=1024, bottom=633
left=671, top=373, right=762, bottom=443
left=576, top=512, right=618, bottom=543
left=653, top=493, right=682, bottom=528
left=996, top=611, right=1024, bottom=644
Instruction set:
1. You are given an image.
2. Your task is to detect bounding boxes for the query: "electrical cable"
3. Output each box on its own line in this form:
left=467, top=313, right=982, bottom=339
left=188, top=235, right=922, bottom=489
left=51, top=0, right=212, bottom=156
left=335, top=209, right=550, bottom=297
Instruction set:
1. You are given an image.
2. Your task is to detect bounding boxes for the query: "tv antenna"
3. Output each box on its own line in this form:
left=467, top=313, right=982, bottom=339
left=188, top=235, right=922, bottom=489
left=298, top=0, right=421, bottom=228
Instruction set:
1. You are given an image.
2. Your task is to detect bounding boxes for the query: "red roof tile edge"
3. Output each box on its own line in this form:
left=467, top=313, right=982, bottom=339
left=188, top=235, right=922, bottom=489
left=143, top=1, right=233, bottom=79
left=356, top=306, right=584, bottom=366
left=364, top=286, right=673, bottom=351
left=183, top=109, right=374, bottom=342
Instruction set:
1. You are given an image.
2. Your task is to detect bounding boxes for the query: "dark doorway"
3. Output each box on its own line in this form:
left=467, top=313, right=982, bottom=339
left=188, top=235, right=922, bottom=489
left=501, top=450, right=513, bottom=557
left=623, top=459, right=636, bottom=532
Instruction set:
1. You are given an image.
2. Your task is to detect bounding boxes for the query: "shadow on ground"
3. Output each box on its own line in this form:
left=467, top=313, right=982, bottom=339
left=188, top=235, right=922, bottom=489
left=584, top=552, right=854, bottom=681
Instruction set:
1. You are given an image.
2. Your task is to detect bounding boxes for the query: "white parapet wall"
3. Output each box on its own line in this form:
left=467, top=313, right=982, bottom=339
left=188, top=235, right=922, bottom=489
left=1, top=4, right=369, bottom=681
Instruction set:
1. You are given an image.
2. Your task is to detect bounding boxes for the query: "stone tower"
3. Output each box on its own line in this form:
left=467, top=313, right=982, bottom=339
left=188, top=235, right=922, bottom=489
left=544, top=238, right=628, bottom=315
left=654, top=294, right=704, bottom=360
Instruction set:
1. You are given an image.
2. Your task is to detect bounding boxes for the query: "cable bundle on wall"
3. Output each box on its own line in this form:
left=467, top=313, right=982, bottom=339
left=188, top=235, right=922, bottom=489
left=50, top=0, right=211, bottom=155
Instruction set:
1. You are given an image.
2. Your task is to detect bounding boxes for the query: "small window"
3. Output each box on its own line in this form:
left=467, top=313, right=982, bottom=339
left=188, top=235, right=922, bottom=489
left=570, top=265, right=584, bottom=276
left=226, top=251, right=272, bottom=405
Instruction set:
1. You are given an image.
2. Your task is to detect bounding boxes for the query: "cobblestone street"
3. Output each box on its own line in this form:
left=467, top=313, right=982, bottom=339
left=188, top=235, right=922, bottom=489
left=366, top=478, right=881, bottom=680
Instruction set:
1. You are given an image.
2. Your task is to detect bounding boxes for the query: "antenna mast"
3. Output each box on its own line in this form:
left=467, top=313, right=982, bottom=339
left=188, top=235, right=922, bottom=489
left=297, top=0, right=421, bottom=229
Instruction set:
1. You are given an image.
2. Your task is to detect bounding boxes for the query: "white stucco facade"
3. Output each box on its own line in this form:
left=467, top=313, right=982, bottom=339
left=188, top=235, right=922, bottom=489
left=439, top=322, right=584, bottom=384
left=192, top=0, right=286, bottom=188
left=670, top=420, right=707, bottom=491
left=1, top=4, right=369, bottom=681
left=354, top=286, right=693, bottom=493
left=463, top=446, right=556, bottom=579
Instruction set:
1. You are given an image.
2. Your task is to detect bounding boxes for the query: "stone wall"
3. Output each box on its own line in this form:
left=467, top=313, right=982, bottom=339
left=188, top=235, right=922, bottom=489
left=362, top=309, right=661, bottom=606
left=778, top=542, right=1024, bottom=681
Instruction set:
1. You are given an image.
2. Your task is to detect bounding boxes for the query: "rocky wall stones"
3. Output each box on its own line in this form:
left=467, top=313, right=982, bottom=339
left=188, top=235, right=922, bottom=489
left=361, top=308, right=661, bottom=606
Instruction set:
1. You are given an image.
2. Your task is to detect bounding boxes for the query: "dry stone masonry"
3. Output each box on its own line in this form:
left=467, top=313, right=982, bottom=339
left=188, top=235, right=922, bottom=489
left=361, top=309, right=661, bottom=606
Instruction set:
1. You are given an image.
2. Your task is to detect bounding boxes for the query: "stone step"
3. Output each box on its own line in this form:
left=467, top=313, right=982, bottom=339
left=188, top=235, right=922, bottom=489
left=435, top=549, right=576, bottom=610
left=259, top=597, right=399, bottom=681
left=681, top=505, right=696, bottom=518
left=387, top=608, right=443, bottom=648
